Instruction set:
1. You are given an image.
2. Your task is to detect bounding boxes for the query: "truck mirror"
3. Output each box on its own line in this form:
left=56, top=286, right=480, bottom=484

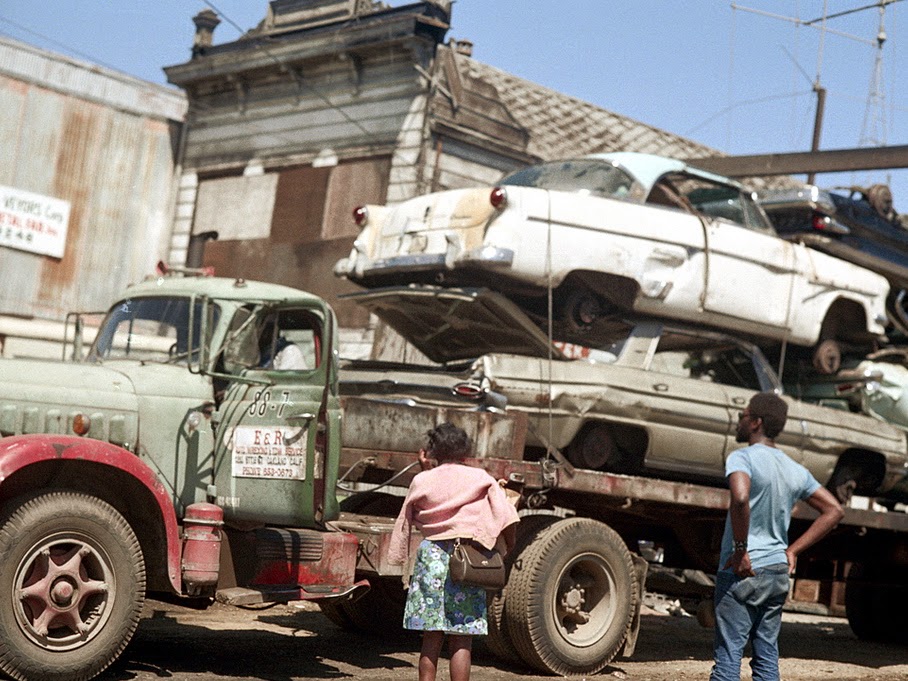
left=188, top=294, right=212, bottom=375
left=63, top=312, right=85, bottom=362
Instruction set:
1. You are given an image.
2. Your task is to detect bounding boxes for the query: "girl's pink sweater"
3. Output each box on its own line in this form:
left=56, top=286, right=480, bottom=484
left=389, top=462, right=520, bottom=564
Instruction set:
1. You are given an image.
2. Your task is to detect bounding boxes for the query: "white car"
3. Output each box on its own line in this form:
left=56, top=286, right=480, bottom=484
left=335, top=152, right=890, bottom=372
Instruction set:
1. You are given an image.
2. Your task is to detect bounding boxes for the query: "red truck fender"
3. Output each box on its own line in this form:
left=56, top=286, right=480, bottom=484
left=0, top=434, right=183, bottom=592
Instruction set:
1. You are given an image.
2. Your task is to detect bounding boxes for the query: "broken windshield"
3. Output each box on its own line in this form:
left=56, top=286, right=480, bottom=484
left=89, top=296, right=219, bottom=363
left=501, top=160, right=645, bottom=201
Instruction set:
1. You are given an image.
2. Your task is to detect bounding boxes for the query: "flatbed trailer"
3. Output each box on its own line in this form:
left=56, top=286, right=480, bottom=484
left=335, top=444, right=908, bottom=672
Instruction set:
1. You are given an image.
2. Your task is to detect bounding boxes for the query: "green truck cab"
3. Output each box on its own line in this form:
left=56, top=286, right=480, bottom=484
left=0, top=274, right=358, bottom=681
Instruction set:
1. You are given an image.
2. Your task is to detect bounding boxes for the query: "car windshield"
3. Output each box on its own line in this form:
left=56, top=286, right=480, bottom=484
left=501, top=160, right=644, bottom=201
left=89, top=296, right=219, bottom=363
left=650, top=329, right=776, bottom=392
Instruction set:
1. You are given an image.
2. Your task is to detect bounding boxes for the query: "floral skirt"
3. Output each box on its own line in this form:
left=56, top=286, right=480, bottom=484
left=403, top=539, right=488, bottom=635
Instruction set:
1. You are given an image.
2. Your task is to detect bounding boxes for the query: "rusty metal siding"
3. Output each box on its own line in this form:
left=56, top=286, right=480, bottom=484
left=0, top=40, right=186, bottom=322
left=0, top=37, right=187, bottom=122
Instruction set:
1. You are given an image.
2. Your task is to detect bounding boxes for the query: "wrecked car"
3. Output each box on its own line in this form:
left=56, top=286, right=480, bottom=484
left=335, top=152, right=890, bottom=373
left=759, top=184, right=908, bottom=337
left=338, top=286, right=908, bottom=504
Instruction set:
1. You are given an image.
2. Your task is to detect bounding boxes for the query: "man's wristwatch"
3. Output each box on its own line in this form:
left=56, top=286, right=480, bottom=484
left=733, top=540, right=748, bottom=553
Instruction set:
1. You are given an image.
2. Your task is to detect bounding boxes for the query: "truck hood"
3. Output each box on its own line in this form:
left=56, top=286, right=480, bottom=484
left=0, top=358, right=211, bottom=445
left=0, top=358, right=141, bottom=443
left=341, top=286, right=565, bottom=363
left=0, top=358, right=140, bottom=406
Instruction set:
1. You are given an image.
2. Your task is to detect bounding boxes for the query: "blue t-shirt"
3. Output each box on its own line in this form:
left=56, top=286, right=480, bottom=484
left=718, top=443, right=821, bottom=572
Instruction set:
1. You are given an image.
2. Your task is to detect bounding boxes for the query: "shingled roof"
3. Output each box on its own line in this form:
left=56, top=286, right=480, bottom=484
left=431, top=44, right=793, bottom=190
left=434, top=44, right=714, bottom=160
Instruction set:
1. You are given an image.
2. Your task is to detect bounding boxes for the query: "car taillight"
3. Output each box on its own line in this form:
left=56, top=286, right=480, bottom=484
left=353, top=205, right=368, bottom=227
left=490, top=187, right=508, bottom=210
left=812, top=213, right=832, bottom=231
left=453, top=383, right=485, bottom=400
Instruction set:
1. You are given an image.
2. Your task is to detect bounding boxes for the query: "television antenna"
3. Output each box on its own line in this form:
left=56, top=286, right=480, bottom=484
left=731, top=0, right=902, bottom=183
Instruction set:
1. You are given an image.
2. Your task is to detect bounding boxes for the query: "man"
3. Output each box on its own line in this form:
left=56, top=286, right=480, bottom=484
left=258, top=318, right=308, bottom=371
left=710, top=392, right=844, bottom=681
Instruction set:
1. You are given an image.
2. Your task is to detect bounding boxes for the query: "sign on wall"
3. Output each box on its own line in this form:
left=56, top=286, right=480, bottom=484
left=0, top=185, right=70, bottom=258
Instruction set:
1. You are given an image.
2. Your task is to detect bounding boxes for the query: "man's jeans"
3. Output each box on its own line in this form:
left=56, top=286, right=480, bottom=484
left=709, top=564, right=790, bottom=681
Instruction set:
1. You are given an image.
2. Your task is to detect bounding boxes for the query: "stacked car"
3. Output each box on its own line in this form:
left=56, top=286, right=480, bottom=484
left=335, top=152, right=908, bottom=505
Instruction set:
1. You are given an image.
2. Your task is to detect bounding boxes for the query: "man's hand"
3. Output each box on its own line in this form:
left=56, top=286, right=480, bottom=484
left=784, top=548, right=797, bottom=575
left=786, top=487, right=843, bottom=575
left=724, top=550, right=755, bottom=578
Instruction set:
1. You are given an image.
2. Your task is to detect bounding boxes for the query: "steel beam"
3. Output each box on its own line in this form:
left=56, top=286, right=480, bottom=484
left=687, top=145, right=908, bottom=178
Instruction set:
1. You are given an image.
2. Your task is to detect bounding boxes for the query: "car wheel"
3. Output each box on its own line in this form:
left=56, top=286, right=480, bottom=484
left=562, top=290, right=603, bottom=333
left=566, top=424, right=641, bottom=474
left=812, top=339, right=842, bottom=375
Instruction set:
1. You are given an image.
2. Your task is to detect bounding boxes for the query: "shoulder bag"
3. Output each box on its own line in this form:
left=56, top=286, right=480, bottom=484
left=449, top=538, right=506, bottom=590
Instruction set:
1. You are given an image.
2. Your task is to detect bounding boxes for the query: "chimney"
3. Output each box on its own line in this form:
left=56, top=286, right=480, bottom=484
left=192, top=9, right=221, bottom=57
left=451, top=39, right=473, bottom=57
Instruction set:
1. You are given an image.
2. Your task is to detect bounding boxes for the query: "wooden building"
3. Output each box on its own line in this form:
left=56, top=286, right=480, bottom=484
left=163, top=0, right=719, bottom=353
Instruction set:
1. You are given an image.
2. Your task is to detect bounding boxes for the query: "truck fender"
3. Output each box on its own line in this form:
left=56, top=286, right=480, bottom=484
left=0, top=434, right=183, bottom=592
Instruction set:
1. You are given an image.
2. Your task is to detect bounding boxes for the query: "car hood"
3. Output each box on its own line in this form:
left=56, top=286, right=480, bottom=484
left=341, top=286, right=565, bottom=363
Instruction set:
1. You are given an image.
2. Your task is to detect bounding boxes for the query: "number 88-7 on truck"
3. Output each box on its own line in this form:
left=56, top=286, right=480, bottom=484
left=0, top=273, right=906, bottom=681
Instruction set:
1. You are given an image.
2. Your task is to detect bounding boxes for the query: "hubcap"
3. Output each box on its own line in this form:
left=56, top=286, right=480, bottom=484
left=553, top=554, right=617, bottom=647
left=14, top=537, right=114, bottom=650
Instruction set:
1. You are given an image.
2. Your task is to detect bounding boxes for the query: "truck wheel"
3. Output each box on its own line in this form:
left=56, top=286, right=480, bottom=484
left=485, top=514, right=559, bottom=665
left=845, top=563, right=908, bottom=644
left=0, top=492, right=146, bottom=681
left=504, top=517, right=637, bottom=675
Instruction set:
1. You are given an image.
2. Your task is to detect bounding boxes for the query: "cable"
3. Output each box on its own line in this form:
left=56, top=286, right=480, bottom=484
left=201, top=0, right=384, bottom=142
left=0, top=14, right=125, bottom=73
left=336, top=459, right=421, bottom=494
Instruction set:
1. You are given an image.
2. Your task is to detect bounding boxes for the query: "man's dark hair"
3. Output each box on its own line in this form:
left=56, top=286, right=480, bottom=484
left=749, top=392, right=788, bottom=438
left=426, top=422, right=471, bottom=462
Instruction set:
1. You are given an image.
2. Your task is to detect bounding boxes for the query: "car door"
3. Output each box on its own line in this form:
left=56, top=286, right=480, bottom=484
left=681, top=177, right=797, bottom=330
left=642, top=330, right=805, bottom=483
left=697, top=343, right=806, bottom=468
left=636, top=330, right=734, bottom=482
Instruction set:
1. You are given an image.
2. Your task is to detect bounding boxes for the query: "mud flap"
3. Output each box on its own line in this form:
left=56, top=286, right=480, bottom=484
left=620, top=554, right=650, bottom=658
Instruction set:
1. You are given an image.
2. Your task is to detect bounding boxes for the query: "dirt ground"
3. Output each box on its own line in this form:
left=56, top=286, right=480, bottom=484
left=93, top=596, right=908, bottom=681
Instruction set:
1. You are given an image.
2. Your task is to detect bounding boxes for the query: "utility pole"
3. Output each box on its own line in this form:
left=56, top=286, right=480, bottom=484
left=730, top=1, right=901, bottom=184
left=808, top=82, right=826, bottom=185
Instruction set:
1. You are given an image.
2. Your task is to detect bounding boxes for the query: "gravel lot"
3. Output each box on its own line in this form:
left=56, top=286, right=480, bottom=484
left=92, top=595, right=908, bottom=681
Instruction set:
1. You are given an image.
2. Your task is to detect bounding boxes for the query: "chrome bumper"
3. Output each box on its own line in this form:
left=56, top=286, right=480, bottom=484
left=335, top=245, right=515, bottom=280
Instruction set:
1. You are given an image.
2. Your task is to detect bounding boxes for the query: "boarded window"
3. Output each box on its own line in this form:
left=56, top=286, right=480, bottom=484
left=271, top=165, right=331, bottom=243
left=321, top=157, right=391, bottom=240
left=193, top=174, right=278, bottom=240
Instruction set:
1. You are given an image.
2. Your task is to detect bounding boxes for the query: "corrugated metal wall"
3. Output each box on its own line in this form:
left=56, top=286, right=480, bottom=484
left=0, top=38, right=186, bottom=321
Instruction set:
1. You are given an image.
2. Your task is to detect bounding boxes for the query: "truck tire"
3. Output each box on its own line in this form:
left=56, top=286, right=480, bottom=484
left=504, top=517, right=637, bottom=675
left=845, top=563, right=908, bottom=644
left=485, top=514, right=559, bottom=665
left=0, top=492, right=146, bottom=681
